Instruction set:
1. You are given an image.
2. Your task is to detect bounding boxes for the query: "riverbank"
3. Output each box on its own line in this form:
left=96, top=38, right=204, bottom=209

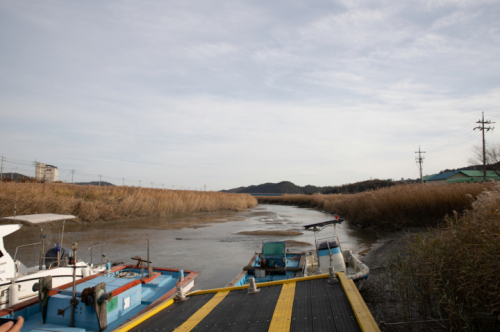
left=0, top=182, right=258, bottom=222
left=358, top=183, right=500, bottom=331
left=257, top=182, right=492, bottom=229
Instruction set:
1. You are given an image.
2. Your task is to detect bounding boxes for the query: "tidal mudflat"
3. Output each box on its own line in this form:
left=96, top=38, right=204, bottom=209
left=5, top=204, right=379, bottom=290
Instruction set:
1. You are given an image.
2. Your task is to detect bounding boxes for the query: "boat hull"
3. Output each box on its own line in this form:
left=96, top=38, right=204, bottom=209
left=307, top=249, right=369, bottom=282
left=226, top=252, right=306, bottom=287
left=0, top=262, right=105, bottom=309
left=0, top=265, right=198, bottom=332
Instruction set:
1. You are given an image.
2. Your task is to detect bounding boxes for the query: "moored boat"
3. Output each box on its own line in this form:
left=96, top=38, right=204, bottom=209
left=0, top=214, right=107, bottom=309
left=0, top=245, right=198, bottom=331
left=303, top=217, right=369, bottom=283
left=225, top=241, right=307, bottom=287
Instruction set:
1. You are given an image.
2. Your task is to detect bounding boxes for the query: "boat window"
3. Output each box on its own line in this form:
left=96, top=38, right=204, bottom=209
left=0, top=250, right=3, bottom=258
left=263, top=243, right=285, bottom=255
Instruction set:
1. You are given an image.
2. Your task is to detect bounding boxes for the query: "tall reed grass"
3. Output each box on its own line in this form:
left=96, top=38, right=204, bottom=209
left=392, top=184, right=500, bottom=331
left=258, top=183, right=493, bottom=228
left=0, top=182, right=257, bottom=222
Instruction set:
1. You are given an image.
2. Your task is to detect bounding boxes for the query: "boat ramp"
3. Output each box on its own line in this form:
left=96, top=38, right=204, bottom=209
left=115, top=272, right=380, bottom=332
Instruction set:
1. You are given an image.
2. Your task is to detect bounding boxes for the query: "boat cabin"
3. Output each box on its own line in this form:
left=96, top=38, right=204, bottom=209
left=260, top=241, right=287, bottom=268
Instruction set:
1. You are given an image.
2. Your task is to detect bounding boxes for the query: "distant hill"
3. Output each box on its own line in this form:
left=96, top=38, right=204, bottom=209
left=75, top=181, right=115, bottom=186
left=221, top=181, right=327, bottom=194
left=0, top=173, right=31, bottom=181
left=323, top=179, right=400, bottom=194
left=222, top=179, right=417, bottom=195
left=441, top=161, right=500, bottom=173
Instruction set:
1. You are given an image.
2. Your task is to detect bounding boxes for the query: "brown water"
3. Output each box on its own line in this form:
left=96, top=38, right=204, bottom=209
left=4, top=204, right=378, bottom=289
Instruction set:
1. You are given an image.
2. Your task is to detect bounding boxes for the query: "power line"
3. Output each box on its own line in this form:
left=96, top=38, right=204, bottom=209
left=427, top=132, right=477, bottom=153
left=0, top=154, right=197, bottom=189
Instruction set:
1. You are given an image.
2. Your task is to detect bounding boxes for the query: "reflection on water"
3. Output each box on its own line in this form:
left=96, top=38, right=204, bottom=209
left=4, top=205, right=378, bottom=289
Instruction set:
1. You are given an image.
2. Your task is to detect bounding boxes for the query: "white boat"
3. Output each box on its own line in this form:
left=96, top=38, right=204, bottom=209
left=303, top=218, right=369, bottom=285
left=0, top=214, right=107, bottom=309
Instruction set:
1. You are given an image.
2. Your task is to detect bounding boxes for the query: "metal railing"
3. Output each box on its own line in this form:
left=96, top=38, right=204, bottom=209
left=13, top=242, right=41, bottom=268
left=83, top=243, right=105, bottom=266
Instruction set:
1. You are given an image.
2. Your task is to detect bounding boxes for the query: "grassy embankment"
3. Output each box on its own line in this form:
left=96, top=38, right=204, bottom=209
left=0, top=182, right=257, bottom=222
left=258, top=182, right=492, bottom=228
left=387, top=184, right=500, bottom=331
left=260, top=183, right=499, bottom=330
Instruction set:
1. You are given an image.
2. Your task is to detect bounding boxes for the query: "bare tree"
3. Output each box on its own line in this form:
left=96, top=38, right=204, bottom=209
left=468, top=143, right=500, bottom=173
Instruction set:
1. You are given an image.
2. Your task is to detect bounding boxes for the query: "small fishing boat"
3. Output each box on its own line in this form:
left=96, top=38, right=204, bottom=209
left=0, top=214, right=107, bottom=309
left=0, top=263, right=197, bottom=331
left=0, top=236, right=198, bottom=331
left=226, top=241, right=307, bottom=287
left=303, top=217, right=369, bottom=283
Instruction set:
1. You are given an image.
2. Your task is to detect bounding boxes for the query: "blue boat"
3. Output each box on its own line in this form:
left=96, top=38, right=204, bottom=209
left=226, top=241, right=306, bottom=287
left=0, top=248, right=198, bottom=331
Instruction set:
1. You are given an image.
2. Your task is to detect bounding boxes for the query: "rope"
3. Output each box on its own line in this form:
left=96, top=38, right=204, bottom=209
left=380, top=319, right=446, bottom=326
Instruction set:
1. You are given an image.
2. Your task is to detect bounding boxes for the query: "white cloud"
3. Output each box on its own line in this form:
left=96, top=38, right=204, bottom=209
left=1, top=0, right=499, bottom=188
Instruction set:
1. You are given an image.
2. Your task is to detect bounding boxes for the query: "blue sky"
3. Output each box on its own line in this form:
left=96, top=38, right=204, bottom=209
left=1, top=0, right=500, bottom=190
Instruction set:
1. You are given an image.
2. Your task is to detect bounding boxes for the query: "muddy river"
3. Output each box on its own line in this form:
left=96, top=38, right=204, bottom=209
left=4, top=204, right=379, bottom=289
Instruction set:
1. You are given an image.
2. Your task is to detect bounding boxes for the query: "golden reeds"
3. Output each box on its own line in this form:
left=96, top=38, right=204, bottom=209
left=0, top=182, right=257, bottom=222
left=258, top=183, right=493, bottom=228
left=394, top=184, right=500, bottom=331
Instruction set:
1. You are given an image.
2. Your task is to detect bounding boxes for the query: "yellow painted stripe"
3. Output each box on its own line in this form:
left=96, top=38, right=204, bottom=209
left=173, top=291, right=230, bottom=332
left=112, top=298, right=175, bottom=332
left=337, top=273, right=380, bottom=332
left=347, top=279, right=380, bottom=332
left=189, top=273, right=330, bottom=296
left=268, top=283, right=296, bottom=332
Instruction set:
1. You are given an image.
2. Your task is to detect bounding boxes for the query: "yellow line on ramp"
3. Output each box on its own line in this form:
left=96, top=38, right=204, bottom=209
left=173, top=291, right=230, bottom=332
left=268, top=283, right=296, bottom=332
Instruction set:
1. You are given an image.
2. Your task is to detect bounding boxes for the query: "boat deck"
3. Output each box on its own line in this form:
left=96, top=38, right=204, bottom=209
left=116, top=273, right=380, bottom=332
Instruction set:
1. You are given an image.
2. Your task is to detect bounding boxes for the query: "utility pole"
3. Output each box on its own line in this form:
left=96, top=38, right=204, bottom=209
left=151, top=182, right=153, bottom=188
left=204, top=184, right=206, bottom=191
left=139, top=180, right=141, bottom=187
left=474, top=112, right=495, bottom=181
left=99, top=174, right=102, bottom=186
left=71, top=169, right=75, bottom=183
left=0, top=154, right=3, bottom=180
left=415, top=146, right=426, bottom=183
left=162, top=183, right=164, bottom=189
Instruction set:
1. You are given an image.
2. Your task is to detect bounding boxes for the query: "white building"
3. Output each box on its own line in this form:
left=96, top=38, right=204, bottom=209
left=35, top=163, right=59, bottom=182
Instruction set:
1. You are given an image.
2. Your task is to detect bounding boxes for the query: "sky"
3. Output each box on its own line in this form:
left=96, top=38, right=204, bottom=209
left=1, top=0, right=500, bottom=190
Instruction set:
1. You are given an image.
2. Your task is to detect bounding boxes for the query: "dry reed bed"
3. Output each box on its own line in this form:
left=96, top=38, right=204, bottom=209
left=392, top=184, right=500, bottom=331
left=258, top=183, right=493, bottom=228
left=0, top=182, right=257, bottom=222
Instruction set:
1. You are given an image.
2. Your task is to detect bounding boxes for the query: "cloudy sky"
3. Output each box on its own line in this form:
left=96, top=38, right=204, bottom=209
left=1, top=0, right=500, bottom=190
